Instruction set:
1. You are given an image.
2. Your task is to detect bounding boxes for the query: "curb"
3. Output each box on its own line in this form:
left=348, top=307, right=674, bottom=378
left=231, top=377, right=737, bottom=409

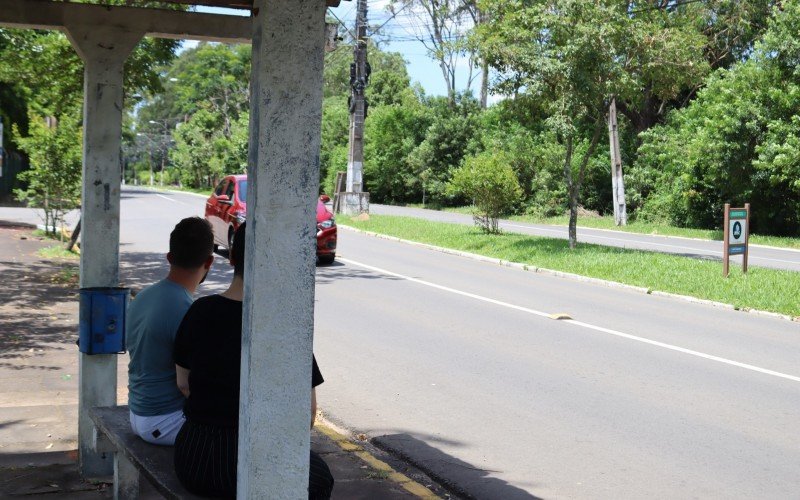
left=314, top=420, right=440, bottom=499
left=339, top=225, right=798, bottom=323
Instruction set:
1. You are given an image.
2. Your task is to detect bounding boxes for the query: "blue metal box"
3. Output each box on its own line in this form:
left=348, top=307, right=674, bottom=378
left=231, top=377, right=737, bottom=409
left=78, top=287, right=130, bottom=355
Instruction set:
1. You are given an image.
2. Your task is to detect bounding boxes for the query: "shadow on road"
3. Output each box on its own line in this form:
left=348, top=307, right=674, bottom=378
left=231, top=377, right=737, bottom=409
left=373, top=433, right=542, bottom=500
left=315, top=260, right=405, bottom=286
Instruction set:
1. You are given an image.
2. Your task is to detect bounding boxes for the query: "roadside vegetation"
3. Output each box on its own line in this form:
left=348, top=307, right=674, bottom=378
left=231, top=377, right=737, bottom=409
left=32, top=229, right=80, bottom=261
left=341, top=215, right=800, bottom=318
left=2, top=2, right=799, bottom=243
left=507, top=215, right=800, bottom=250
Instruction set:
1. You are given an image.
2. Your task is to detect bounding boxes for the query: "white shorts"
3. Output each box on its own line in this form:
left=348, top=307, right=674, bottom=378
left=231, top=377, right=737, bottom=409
left=129, top=408, right=186, bottom=446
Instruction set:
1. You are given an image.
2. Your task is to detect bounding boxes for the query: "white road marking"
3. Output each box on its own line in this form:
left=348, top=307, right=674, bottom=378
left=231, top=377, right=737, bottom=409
left=155, top=194, right=175, bottom=202
left=339, top=257, right=800, bottom=384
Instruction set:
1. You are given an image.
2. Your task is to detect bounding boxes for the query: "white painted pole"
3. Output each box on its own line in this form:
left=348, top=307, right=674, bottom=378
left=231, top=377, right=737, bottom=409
left=608, top=98, right=627, bottom=225
left=238, top=0, right=326, bottom=497
left=64, top=23, right=142, bottom=479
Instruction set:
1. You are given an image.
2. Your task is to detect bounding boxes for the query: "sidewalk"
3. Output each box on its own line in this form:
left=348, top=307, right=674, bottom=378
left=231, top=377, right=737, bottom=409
left=0, top=221, right=445, bottom=499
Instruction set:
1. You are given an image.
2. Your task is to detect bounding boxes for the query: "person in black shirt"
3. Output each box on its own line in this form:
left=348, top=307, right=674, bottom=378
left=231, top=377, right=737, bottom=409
left=173, top=222, right=333, bottom=498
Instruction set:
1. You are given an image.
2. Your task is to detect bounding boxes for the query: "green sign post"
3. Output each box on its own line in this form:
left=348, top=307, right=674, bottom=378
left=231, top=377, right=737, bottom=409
left=723, top=203, right=750, bottom=277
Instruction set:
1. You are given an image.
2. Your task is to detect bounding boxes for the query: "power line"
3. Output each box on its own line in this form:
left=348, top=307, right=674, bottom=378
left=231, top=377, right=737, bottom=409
left=369, top=1, right=412, bottom=35
left=327, top=8, right=357, bottom=41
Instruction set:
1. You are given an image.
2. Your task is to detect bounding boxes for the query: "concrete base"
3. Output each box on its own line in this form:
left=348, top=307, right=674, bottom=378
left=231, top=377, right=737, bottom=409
left=340, top=192, right=370, bottom=215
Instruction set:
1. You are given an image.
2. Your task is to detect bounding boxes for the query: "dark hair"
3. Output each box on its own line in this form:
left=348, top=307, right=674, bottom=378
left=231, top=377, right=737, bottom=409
left=232, top=222, right=246, bottom=277
left=169, top=217, right=214, bottom=269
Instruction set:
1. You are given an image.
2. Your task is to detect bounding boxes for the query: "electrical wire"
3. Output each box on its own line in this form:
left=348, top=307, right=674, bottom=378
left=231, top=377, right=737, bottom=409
left=327, top=8, right=357, bottom=41
left=369, top=1, right=412, bottom=35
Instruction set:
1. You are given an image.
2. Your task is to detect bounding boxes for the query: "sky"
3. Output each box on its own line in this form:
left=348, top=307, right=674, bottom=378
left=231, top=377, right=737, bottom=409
left=190, top=1, right=486, bottom=100
left=327, top=0, right=484, bottom=98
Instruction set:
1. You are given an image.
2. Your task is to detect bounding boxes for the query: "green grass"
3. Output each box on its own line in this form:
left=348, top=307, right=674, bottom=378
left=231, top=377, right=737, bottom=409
left=403, top=205, right=800, bottom=249
left=507, top=213, right=800, bottom=249
left=341, top=214, right=800, bottom=318
left=38, top=245, right=79, bottom=261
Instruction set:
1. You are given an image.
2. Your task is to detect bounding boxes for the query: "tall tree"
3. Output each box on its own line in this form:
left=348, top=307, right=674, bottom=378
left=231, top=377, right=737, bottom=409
left=389, top=0, right=478, bottom=104
left=478, top=0, right=707, bottom=248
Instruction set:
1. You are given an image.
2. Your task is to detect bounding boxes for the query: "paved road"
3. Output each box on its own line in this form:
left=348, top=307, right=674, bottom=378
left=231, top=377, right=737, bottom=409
left=3, top=189, right=800, bottom=498
left=371, top=204, right=800, bottom=272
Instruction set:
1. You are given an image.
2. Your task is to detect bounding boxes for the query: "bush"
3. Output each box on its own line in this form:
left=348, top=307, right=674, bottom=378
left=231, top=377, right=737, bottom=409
left=448, top=151, right=522, bottom=233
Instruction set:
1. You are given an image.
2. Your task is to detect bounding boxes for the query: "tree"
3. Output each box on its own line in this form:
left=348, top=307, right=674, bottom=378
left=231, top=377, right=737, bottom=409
left=631, top=1, right=800, bottom=236
left=363, top=91, right=431, bottom=203
left=323, top=42, right=412, bottom=105
left=406, top=93, right=481, bottom=205
left=478, top=0, right=707, bottom=248
left=448, top=150, right=521, bottom=233
left=0, top=29, right=178, bottom=119
left=13, top=112, right=82, bottom=235
left=170, top=110, right=226, bottom=189
left=388, top=0, right=479, bottom=104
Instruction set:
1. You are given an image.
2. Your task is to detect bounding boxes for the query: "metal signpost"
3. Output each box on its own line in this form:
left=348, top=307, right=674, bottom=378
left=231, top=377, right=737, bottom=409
left=723, top=203, right=750, bottom=277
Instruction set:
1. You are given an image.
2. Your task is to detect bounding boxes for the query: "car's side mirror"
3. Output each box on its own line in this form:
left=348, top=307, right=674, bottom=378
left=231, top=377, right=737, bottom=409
left=319, top=194, right=331, bottom=203
left=217, top=194, right=232, bottom=205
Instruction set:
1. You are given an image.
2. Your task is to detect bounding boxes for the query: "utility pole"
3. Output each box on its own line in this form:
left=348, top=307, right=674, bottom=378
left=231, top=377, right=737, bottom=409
left=341, top=0, right=370, bottom=215
left=608, top=97, right=627, bottom=225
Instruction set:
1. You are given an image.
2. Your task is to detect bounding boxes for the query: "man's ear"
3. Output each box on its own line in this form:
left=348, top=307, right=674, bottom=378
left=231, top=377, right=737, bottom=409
left=204, top=254, right=214, bottom=269
left=166, top=252, right=174, bottom=265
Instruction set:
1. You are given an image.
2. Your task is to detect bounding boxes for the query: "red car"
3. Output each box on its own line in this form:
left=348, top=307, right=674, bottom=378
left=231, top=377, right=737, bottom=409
left=205, top=174, right=337, bottom=264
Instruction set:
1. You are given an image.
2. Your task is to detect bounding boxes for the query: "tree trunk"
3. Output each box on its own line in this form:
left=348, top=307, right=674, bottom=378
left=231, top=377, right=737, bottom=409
left=564, top=120, right=604, bottom=249
left=67, top=216, right=81, bottom=252
left=562, top=135, right=576, bottom=249
left=480, top=58, right=489, bottom=109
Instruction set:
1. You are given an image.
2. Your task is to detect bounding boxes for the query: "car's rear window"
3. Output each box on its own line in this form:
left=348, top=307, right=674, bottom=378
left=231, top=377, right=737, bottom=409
left=237, top=180, right=247, bottom=203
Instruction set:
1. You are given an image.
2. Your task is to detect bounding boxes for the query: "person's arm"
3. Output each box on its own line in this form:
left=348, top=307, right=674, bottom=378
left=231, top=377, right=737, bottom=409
left=176, top=365, right=191, bottom=398
left=310, top=388, right=317, bottom=429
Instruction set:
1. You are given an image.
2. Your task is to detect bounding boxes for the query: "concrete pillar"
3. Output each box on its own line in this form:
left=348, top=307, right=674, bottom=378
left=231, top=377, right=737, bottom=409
left=238, top=0, right=326, bottom=497
left=64, top=23, right=143, bottom=479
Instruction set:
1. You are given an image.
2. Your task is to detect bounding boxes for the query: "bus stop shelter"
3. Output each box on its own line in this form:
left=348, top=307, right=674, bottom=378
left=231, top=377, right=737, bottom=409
left=0, top=0, right=342, bottom=496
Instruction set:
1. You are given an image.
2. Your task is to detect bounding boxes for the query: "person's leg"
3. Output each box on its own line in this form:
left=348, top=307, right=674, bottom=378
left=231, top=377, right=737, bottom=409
left=308, top=450, right=334, bottom=500
left=174, top=420, right=237, bottom=499
left=129, top=409, right=185, bottom=445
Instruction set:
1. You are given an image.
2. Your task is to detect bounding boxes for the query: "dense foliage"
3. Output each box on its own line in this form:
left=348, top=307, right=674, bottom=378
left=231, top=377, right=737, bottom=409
left=0, top=26, right=178, bottom=211
left=631, top=1, right=800, bottom=235
left=13, top=113, right=82, bottom=235
left=3, top=1, right=798, bottom=239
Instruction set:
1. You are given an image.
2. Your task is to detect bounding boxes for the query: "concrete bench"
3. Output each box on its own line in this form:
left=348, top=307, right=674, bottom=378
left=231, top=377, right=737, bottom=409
left=89, top=405, right=202, bottom=499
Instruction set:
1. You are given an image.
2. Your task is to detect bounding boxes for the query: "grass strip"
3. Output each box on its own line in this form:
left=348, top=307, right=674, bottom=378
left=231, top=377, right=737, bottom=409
left=508, top=214, right=800, bottom=249
left=406, top=205, right=800, bottom=249
left=341, top=214, right=800, bottom=319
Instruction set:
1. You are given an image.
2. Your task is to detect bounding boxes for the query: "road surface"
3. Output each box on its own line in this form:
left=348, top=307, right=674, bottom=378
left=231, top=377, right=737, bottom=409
left=2, top=188, right=799, bottom=499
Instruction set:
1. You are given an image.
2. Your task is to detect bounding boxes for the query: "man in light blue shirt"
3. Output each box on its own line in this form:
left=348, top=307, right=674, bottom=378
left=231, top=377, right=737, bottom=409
left=126, top=217, right=214, bottom=445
